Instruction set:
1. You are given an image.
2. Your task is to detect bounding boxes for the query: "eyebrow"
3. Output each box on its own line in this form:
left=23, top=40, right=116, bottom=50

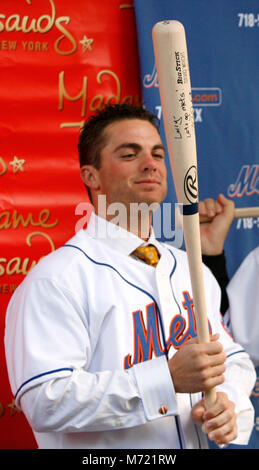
left=114, top=143, right=165, bottom=152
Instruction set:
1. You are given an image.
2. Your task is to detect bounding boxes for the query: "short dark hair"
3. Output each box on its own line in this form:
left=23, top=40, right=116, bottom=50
left=78, top=104, right=160, bottom=170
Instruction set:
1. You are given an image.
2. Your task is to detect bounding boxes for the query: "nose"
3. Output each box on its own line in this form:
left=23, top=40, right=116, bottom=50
left=139, top=151, right=157, bottom=172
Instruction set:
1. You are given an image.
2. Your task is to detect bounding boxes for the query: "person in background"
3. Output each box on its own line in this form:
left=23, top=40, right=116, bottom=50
left=198, top=193, right=258, bottom=363
left=198, top=194, right=259, bottom=448
left=199, top=193, right=235, bottom=314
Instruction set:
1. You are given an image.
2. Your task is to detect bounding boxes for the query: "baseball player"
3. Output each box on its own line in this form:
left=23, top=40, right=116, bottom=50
left=4, top=104, right=256, bottom=449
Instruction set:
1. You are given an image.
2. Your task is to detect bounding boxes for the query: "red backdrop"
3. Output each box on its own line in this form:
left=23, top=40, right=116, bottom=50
left=0, top=0, right=141, bottom=448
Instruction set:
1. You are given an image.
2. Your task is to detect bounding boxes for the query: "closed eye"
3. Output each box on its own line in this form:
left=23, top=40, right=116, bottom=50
left=119, top=153, right=136, bottom=159
left=152, top=144, right=165, bottom=159
left=115, top=143, right=165, bottom=160
left=153, top=153, right=164, bottom=159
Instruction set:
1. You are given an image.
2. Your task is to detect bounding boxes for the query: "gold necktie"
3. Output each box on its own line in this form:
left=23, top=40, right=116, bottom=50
left=132, top=245, right=160, bottom=267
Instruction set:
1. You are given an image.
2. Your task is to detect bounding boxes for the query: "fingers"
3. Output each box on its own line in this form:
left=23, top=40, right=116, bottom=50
left=202, top=393, right=238, bottom=445
left=194, top=350, right=225, bottom=390
left=199, top=193, right=235, bottom=222
left=169, top=335, right=226, bottom=393
left=199, top=198, right=222, bottom=218
left=217, top=193, right=235, bottom=211
left=206, top=413, right=238, bottom=445
left=190, top=339, right=226, bottom=391
left=186, top=333, right=220, bottom=345
left=199, top=337, right=224, bottom=356
left=198, top=366, right=225, bottom=391
left=209, top=333, right=220, bottom=342
left=192, top=393, right=238, bottom=445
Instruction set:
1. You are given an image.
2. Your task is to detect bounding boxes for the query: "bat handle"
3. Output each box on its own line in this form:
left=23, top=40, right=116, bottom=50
left=205, top=387, right=217, bottom=408
left=183, top=214, right=218, bottom=409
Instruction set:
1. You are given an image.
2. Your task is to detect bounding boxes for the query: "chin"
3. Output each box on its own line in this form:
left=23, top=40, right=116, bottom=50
left=137, top=196, right=163, bottom=206
left=138, top=190, right=166, bottom=205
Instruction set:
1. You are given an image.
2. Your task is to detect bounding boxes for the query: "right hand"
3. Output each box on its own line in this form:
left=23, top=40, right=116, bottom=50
left=168, top=334, right=226, bottom=393
left=199, top=193, right=235, bottom=255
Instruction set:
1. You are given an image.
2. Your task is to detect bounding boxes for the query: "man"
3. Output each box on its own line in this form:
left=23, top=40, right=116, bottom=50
left=198, top=195, right=259, bottom=448
left=198, top=194, right=259, bottom=372
left=225, top=246, right=259, bottom=368
left=5, top=104, right=256, bottom=449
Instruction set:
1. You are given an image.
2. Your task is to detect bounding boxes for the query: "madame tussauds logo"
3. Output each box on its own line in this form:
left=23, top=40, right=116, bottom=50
left=0, top=0, right=77, bottom=55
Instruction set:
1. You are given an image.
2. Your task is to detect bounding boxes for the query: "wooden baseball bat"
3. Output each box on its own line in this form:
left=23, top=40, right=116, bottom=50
left=152, top=20, right=217, bottom=406
left=200, top=206, right=259, bottom=223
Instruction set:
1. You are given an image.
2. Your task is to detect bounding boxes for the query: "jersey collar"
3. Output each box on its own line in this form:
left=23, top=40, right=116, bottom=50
left=85, top=211, right=160, bottom=257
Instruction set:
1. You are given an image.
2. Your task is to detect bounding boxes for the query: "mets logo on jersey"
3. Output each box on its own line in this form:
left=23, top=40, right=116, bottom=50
left=124, top=291, right=211, bottom=369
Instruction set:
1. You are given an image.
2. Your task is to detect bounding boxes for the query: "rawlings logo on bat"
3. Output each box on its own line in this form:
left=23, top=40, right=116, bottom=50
left=184, top=165, right=198, bottom=203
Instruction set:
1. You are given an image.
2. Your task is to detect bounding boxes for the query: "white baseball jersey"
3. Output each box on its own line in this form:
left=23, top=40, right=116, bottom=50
left=4, top=213, right=256, bottom=449
left=224, top=246, right=259, bottom=368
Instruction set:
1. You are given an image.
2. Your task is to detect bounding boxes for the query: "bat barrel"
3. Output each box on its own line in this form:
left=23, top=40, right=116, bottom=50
left=152, top=21, right=197, bottom=208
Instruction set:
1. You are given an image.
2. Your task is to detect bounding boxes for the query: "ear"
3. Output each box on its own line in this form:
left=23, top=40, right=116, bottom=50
left=80, top=165, right=100, bottom=190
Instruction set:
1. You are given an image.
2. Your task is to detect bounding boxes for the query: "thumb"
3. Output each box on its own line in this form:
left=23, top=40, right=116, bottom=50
left=191, top=399, right=206, bottom=426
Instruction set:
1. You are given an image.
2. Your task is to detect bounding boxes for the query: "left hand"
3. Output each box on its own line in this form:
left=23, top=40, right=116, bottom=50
left=191, top=392, right=238, bottom=445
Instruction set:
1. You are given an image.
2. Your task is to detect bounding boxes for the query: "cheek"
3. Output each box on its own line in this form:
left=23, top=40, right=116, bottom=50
left=159, top=165, right=167, bottom=183
left=109, top=166, right=132, bottom=184
left=99, top=167, right=130, bottom=194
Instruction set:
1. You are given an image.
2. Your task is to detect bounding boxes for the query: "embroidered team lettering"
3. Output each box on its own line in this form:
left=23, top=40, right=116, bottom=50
left=167, top=291, right=198, bottom=349
left=124, top=302, right=165, bottom=369
left=124, top=291, right=211, bottom=369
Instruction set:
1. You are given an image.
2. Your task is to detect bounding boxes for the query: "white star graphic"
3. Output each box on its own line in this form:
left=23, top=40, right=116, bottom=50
left=79, top=35, right=94, bottom=53
left=9, top=156, right=26, bottom=174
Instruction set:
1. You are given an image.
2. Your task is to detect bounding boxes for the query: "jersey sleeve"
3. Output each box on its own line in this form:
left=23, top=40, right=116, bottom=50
left=5, top=277, right=178, bottom=433
left=226, top=248, right=259, bottom=368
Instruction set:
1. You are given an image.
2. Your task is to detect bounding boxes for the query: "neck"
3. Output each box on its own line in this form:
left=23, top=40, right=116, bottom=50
left=93, top=195, right=152, bottom=241
left=125, top=210, right=152, bottom=241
